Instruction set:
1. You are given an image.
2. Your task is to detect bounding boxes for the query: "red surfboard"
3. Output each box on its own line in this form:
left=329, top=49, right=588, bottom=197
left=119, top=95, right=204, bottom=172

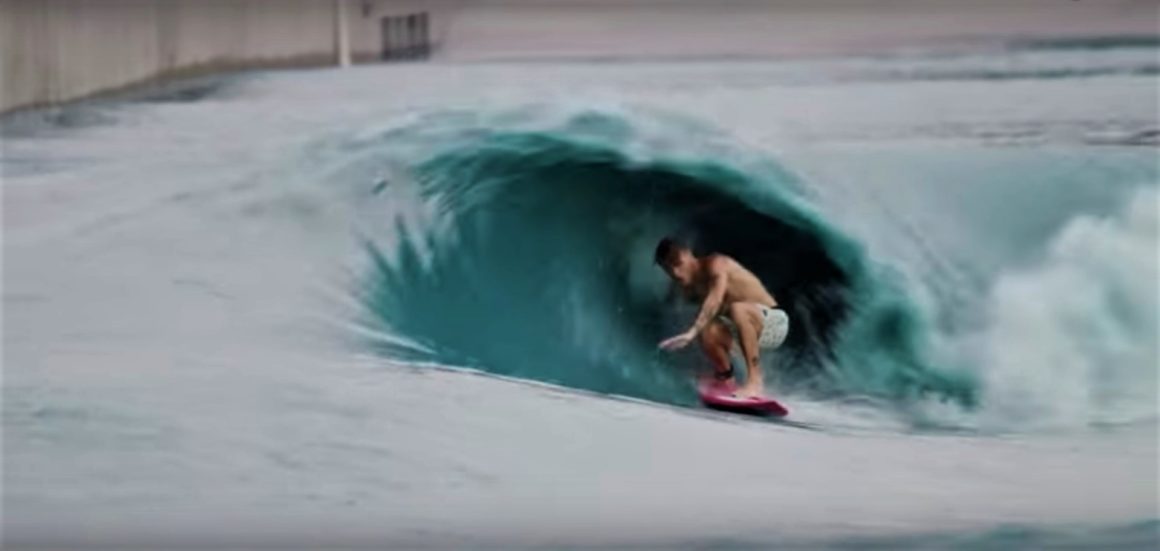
left=697, top=378, right=789, bottom=417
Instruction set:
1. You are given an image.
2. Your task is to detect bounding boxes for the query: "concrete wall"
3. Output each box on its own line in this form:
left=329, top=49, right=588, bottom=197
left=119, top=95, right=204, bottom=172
left=3, top=0, right=1152, bottom=113
left=438, top=0, right=1158, bottom=62
left=0, top=0, right=438, bottom=113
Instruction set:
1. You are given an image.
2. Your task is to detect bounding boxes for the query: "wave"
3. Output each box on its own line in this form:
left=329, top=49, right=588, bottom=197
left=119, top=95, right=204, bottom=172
left=878, top=65, right=1159, bottom=82
left=335, top=107, right=975, bottom=409
left=1005, top=35, right=1160, bottom=52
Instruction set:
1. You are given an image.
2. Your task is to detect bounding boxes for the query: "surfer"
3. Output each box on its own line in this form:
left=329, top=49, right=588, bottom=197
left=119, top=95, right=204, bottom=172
left=654, top=237, right=789, bottom=398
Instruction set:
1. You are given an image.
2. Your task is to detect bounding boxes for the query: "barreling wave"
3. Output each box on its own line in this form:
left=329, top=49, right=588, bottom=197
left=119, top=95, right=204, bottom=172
left=335, top=106, right=976, bottom=408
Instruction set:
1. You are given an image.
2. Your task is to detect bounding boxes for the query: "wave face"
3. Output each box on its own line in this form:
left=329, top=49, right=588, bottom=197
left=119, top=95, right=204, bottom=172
left=341, top=108, right=975, bottom=407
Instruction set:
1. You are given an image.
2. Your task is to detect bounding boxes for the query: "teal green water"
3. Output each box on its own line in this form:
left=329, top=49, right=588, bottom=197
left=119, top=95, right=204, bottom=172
left=354, top=109, right=978, bottom=408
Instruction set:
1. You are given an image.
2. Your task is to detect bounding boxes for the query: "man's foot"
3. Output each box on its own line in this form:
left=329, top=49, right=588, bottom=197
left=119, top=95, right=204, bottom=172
left=733, top=381, right=764, bottom=399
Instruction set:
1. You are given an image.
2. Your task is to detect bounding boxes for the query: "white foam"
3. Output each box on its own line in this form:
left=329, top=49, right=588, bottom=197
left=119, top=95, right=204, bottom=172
left=971, top=186, right=1159, bottom=430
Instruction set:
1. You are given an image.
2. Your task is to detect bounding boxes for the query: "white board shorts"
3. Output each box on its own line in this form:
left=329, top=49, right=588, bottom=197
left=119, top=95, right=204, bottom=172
left=719, top=305, right=790, bottom=350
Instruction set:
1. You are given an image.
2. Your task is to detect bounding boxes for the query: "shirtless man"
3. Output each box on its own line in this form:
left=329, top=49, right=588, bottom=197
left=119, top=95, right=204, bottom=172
left=654, top=237, right=790, bottom=398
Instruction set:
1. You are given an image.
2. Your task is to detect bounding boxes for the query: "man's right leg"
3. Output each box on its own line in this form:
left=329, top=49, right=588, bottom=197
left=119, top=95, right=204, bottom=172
left=699, top=319, right=735, bottom=386
left=727, top=302, right=766, bottom=398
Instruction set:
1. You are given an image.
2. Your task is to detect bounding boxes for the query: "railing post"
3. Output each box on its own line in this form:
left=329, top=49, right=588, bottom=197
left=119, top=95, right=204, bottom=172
left=335, top=0, right=351, bottom=67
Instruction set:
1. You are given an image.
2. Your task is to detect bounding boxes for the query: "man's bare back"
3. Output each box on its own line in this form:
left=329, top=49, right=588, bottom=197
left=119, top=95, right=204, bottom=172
left=685, top=254, right=778, bottom=311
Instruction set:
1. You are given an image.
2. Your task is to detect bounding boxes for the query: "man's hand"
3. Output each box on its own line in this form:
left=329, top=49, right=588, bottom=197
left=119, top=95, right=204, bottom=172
left=658, top=330, right=696, bottom=351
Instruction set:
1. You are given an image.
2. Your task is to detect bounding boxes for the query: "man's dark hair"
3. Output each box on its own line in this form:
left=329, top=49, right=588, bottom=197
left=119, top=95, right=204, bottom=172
left=654, top=237, right=680, bottom=266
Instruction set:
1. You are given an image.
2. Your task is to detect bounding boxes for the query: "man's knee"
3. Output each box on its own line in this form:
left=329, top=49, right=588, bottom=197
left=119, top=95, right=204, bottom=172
left=727, top=302, right=762, bottom=329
